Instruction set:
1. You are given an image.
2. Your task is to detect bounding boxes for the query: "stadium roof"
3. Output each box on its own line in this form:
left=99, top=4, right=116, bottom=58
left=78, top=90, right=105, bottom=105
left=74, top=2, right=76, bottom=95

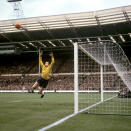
left=0, top=5, right=131, bottom=53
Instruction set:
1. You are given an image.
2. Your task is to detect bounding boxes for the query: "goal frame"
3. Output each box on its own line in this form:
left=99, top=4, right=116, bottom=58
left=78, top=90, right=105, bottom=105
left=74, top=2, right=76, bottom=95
left=74, top=42, right=104, bottom=114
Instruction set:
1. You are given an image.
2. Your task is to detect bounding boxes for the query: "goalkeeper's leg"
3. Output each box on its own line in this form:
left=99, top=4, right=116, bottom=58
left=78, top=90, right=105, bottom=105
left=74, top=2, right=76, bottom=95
left=28, top=81, right=39, bottom=93
left=38, top=78, right=48, bottom=98
left=39, top=88, right=45, bottom=98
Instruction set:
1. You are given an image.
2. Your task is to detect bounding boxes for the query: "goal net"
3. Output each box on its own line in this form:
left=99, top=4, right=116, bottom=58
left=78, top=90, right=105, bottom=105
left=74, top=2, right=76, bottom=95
left=75, top=41, right=131, bottom=115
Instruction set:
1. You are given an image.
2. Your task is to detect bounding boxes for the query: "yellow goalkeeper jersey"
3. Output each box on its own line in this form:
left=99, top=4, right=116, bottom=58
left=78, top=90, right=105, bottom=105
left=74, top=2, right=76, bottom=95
left=39, top=56, right=55, bottom=80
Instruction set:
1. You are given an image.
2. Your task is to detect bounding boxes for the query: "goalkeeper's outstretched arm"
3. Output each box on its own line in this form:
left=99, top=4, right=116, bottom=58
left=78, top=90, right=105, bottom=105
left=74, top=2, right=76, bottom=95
left=49, top=52, right=55, bottom=67
left=39, top=50, right=44, bottom=67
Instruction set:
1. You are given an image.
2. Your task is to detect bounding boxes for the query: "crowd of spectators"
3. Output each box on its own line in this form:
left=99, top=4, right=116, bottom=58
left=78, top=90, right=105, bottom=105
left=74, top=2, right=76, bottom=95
left=0, top=75, right=74, bottom=90
left=0, top=74, right=125, bottom=90
left=0, top=54, right=73, bottom=74
left=0, top=53, right=128, bottom=91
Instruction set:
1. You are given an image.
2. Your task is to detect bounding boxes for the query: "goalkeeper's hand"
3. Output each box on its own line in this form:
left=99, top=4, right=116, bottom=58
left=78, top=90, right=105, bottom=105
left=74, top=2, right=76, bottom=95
left=49, top=52, right=53, bottom=57
left=40, top=50, right=43, bottom=57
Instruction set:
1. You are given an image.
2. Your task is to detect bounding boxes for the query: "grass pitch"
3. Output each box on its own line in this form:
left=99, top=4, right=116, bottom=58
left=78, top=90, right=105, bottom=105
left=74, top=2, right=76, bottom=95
left=0, top=93, right=131, bottom=131
left=0, top=93, right=73, bottom=131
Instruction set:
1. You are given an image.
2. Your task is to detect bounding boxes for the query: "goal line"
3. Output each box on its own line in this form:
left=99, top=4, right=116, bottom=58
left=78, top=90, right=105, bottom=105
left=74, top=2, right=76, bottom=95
left=38, top=93, right=117, bottom=131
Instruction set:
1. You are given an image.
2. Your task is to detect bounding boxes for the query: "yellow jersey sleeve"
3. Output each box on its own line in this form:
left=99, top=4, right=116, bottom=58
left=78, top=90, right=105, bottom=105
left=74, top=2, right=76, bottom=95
left=39, top=56, right=45, bottom=68
left=50, top=56, right=55, bottom=68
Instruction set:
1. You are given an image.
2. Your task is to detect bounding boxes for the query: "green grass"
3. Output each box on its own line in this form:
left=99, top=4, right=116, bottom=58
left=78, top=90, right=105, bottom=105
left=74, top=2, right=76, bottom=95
left=0, top=93, right=73, bottom=131
left=0, top=93, right=131, bottom=131
left=49, top=114, right=131, bottom=131
left=79, top=92, right=131, bottom=115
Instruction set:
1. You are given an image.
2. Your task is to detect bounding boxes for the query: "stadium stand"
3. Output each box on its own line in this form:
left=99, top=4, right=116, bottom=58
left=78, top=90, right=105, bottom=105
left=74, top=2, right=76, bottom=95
left=0, top=6, right=130, bottom=92
left=0, top=52, right=127, bottom=91
left=0, top=53, right=74, bottom=74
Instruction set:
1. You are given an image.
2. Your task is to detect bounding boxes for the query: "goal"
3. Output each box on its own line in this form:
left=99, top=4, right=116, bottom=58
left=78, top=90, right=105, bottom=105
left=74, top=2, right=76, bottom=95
left=74, top=41, right=131, bottom=115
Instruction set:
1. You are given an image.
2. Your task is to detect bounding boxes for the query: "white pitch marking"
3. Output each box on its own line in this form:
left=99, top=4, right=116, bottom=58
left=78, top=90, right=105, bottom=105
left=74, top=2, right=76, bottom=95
left=38, top=113, right=76, bottom=131
left=38, top=95, right=117, bottom=131
left=8, top=100, right=23, bottom=103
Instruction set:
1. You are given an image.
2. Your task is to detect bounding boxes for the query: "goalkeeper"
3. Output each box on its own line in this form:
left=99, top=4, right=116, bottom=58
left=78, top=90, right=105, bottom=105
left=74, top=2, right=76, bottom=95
left=29, top=51, right=55, bottom=98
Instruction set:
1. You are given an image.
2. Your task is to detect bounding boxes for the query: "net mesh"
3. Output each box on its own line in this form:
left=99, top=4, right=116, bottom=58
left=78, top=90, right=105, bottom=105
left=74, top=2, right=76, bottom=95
left=78, top=41, right=131, bottom=115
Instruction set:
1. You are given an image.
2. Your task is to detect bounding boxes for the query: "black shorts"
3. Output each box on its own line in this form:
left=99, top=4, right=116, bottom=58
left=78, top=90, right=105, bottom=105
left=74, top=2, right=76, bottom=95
left=37, top=77, right=49, bottom=88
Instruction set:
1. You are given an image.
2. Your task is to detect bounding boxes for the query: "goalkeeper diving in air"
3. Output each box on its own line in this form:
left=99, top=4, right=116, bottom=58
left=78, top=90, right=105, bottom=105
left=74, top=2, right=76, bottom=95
left=29, top=51, right=55, bottom=98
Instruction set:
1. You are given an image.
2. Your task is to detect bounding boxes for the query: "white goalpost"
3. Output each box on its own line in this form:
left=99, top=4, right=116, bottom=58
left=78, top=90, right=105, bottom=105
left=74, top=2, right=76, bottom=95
left=74, top=42, right=78, bottom=114
left=74, top=41, right=131, bottom=115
